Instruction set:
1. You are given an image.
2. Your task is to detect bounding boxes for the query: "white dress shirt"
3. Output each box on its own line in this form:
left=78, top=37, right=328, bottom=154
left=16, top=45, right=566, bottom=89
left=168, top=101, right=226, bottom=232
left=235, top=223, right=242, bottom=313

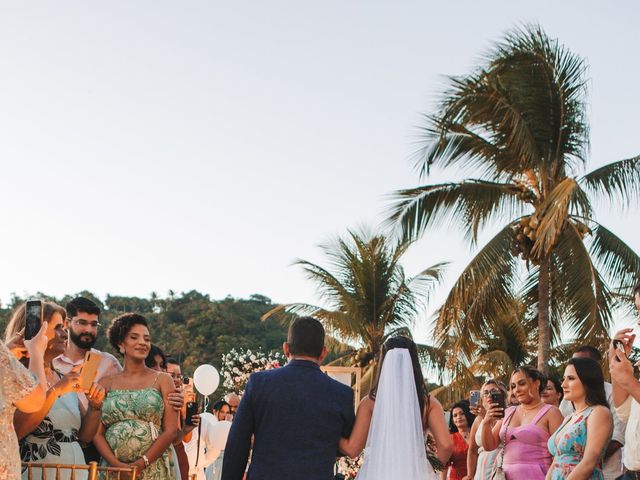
left=615, top=394, right=640, bottom=471
left=183, top=416, right=230, bottom=480
left=53, top=349, right=122, bottom=411
left=559, top=382, right=625, bottom=479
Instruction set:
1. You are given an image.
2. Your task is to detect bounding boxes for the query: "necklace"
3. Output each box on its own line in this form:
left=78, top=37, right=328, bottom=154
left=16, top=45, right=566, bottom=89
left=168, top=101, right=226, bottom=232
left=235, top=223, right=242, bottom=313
left=572, top=405, right=590, bottom=415
left=519, top=401, right=543, bottom=421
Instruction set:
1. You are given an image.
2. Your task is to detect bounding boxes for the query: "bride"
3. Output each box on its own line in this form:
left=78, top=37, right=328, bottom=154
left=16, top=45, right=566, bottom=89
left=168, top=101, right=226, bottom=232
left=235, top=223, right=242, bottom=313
left=339, top=337, right=452, bottom=480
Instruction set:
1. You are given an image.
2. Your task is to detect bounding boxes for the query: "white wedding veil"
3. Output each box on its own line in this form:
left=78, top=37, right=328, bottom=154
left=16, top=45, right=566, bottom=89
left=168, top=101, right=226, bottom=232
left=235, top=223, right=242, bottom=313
left=355, top=348, right=432, bottom=480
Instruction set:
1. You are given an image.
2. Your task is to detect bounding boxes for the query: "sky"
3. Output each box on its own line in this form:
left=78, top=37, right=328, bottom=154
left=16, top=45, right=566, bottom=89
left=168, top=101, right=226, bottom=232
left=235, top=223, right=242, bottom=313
left=1, top=1, right=639, bottom=344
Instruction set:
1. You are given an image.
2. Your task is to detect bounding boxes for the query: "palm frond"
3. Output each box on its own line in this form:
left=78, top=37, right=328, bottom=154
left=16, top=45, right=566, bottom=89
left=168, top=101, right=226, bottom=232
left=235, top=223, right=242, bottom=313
left=531, top=178, right=592, bottom=258
left=587, top=221, right=640, bottom=294
left=581, top=155, right=640, bottom=207
left=434, top=223, right=520, bottom=355
left=387, top=180, right=527, bottom=244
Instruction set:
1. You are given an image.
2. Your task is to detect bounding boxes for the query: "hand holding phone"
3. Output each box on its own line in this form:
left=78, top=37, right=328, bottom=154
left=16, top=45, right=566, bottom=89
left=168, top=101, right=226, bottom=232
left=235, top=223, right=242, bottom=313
left=469, top=390, right=481, bottom=407
left=24, top=300, right=43, bottom=341
left=489, top=391, right=506, bottom=419
left=184, top=402, right=199, bottom=426
left=79, top=351, right=102, bottom=390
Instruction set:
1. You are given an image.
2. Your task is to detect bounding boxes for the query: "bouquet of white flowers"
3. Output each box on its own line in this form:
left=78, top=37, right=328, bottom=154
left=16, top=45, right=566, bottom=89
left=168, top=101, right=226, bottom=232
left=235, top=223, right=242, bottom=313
left=221, top=348, right=284, bottom=394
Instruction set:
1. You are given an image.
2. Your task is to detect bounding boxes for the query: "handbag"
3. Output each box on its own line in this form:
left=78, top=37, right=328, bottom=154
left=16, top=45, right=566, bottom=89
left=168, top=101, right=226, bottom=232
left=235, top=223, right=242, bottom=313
left=491, top=407, right=513, bottom=480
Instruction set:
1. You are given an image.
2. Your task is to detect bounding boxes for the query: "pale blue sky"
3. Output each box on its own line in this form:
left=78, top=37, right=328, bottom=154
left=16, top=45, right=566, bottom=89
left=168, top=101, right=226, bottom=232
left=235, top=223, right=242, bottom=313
left=1, top=1, right=638, bottom=343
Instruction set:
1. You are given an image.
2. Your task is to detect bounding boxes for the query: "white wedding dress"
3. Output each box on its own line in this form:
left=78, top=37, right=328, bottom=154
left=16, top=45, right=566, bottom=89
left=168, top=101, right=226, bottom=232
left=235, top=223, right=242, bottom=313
left=355, top=348, right=438, bottom=480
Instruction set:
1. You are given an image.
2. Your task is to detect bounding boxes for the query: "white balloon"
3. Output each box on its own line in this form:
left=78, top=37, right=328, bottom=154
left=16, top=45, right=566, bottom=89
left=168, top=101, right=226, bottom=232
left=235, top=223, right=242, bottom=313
left=211, top=420, right=232, bottom=450
left=193, top=364, right=220, bottom=396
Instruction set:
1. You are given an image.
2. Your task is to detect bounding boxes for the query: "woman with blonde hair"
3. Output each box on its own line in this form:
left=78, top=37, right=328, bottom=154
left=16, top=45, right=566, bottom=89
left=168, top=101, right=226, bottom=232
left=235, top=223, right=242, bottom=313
left=7, top=301, right=105, bottom=479
left=1, top=306, right=48, bottom=480
left=464, top=379, right=507, bottom=480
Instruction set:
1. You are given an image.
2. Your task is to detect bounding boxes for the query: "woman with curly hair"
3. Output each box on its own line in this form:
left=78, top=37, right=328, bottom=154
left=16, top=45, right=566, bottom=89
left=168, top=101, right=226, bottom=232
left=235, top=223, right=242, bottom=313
left=94, top=313, right=178, bottom=479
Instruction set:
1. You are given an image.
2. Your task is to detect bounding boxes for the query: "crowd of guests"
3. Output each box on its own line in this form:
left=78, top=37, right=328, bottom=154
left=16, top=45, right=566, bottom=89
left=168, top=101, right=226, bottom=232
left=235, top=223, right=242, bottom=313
left=0, top=297, right=233, bottom=480
left=1, top=282, right=639, bottom=480
left=437, top=294, right=640, bottom=480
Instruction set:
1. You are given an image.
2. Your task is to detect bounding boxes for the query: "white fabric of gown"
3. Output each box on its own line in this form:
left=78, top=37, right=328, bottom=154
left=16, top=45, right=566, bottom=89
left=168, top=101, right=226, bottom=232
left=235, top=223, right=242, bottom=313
left=355, top=348, right=437, bottom=480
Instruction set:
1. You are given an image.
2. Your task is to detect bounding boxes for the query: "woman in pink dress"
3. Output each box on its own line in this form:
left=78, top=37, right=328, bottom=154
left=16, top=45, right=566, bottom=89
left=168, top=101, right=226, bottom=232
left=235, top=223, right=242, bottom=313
left=480, top=367, right=563, bottom=480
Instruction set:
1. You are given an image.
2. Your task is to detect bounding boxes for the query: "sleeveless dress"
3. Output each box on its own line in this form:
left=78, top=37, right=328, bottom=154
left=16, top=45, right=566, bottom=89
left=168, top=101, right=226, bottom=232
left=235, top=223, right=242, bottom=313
left=19, top=393, right=87, bottom=480
left=446, top=432, right=468, bottom=480
left=101, top=387, right=175, bottom=480
left=474, top=423, right=500, bottom=480
left=547, top=407, right=604, bottom=480
left=1, top=342, right=37, bottom=480
left=499, top=404, right=553, bottom=480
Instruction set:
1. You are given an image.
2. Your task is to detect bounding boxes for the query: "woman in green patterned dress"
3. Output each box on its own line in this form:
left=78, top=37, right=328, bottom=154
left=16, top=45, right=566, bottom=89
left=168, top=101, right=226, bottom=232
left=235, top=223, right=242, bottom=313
left=94, top=314, right=178, bottom=479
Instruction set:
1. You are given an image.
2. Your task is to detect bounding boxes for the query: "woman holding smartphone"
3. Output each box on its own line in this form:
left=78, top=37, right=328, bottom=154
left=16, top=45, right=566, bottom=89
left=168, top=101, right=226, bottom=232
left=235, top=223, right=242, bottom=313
left=464, top=380, right=507, bottom=480
left=6, top=302, right=105, bottom=480
left=95, top=313, right=178, bottom=480
left=481, top=367, right=563, bottom=480
left=2, top=320, right=48, bottom=480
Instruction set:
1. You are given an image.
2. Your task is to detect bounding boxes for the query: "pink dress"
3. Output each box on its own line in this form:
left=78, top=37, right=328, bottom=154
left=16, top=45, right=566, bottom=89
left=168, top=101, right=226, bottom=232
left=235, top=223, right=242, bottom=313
left=499, top=404, right=553, bottom=480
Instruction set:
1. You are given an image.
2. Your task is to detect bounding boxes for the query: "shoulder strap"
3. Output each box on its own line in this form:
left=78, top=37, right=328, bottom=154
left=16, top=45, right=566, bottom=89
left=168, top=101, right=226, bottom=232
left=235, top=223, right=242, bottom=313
left=151, top=371, right=162, bottom=387
left=503, top=406, right=517, bottom=424
left=532, top=403, right=553, bottom=425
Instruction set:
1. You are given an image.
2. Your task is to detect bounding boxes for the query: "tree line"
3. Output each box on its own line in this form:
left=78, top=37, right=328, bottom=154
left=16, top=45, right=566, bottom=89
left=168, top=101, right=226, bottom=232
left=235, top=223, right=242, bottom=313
left=0, top=291, right=289, bottom=375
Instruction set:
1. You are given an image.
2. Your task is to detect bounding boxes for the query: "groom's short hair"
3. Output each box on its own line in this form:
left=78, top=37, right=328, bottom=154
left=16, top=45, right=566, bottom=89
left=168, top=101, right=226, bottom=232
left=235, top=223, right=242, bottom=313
left=287, top=316, right=324, bottom=358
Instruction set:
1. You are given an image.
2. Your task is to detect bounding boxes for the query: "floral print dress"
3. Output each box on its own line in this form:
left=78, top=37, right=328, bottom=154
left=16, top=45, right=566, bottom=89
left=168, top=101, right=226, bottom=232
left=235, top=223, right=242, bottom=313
left=1, top=343, right=37, bottom=480
left=547, top=406, right=604, bottom=480
left=19, top=393, right=86, bottom=480
left=101, top=387, right=175, bottom=480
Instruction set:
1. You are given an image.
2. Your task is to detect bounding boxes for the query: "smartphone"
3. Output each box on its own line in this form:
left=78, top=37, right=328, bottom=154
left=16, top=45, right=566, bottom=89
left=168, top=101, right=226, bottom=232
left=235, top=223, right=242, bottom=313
left=490, top=390, right=506, bottom=418
left=24, top=300, right=43, bottom=341
left=469, top=390, right=481, bottom=407
left=613, top=339, right=626, bottom=362
left=185, top=401, right=199, bottom=426
left=183, top=377, right=195, bottom=403
left=79, top=351, right=102, bottom=390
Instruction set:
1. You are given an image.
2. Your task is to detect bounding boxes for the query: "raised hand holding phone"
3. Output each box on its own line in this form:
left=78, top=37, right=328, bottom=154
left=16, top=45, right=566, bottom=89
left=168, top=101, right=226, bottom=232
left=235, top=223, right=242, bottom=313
left=79, top=351, right=102, bottom=390
left=23, top=321, right=49, bottom=360
left=24, top=300, right=43, bottom=341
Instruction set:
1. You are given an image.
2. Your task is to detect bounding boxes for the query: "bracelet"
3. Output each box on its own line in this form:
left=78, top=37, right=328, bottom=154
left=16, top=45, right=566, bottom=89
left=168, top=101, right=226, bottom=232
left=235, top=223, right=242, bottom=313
left=142, top=455, right=150, bottom=468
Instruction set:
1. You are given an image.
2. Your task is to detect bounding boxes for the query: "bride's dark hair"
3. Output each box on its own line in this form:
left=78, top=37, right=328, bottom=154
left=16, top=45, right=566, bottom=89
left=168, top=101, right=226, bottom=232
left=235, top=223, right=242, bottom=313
left=368, top=336, right=429, bottom=417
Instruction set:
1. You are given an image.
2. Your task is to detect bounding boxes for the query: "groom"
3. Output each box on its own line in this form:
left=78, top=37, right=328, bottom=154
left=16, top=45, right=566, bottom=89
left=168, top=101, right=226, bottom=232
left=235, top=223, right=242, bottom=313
left=221, top=316, right=356, bottom=480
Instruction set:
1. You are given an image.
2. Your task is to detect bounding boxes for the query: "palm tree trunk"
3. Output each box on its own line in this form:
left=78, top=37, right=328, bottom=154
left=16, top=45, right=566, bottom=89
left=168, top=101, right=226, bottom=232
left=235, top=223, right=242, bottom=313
left=537, top=256, right=551, bottom=373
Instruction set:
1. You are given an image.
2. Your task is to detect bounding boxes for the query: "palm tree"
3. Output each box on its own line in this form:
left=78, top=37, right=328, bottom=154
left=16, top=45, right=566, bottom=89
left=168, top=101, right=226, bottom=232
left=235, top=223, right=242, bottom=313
left=424, top=297, right=534, bottom=406
left=262, top=230, right=445, bottom=390
left=388, top=25, right=640, bottom=372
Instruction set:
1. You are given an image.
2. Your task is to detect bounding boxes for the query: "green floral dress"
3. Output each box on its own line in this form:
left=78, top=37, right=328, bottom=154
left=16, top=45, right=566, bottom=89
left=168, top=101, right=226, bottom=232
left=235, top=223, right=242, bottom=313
left=101, top=388, right=175, bottom=480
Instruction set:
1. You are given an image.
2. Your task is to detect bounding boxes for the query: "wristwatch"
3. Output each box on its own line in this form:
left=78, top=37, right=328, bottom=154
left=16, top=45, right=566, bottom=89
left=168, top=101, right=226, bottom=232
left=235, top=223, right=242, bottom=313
left=142, top=455, right=150, bottom=468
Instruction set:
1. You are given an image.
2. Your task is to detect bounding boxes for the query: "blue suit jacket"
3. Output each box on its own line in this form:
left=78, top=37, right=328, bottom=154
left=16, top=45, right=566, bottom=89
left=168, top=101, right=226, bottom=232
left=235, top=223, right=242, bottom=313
left=221, top=359, right=355, bottom=480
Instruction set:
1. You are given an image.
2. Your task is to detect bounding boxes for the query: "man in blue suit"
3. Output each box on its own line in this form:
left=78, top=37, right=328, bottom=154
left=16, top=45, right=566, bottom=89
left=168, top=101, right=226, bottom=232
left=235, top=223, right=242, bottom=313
left=221, top=316, right=356, bottom=480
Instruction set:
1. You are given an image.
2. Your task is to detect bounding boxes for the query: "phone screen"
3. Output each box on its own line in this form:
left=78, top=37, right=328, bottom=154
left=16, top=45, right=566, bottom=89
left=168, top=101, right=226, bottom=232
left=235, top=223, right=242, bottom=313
left=24, top=300, right=43, bottom=340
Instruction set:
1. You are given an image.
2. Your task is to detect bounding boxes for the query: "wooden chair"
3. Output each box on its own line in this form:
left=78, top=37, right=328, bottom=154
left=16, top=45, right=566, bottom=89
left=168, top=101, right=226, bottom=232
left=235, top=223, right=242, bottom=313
left=21, top=461, right=138, bottom=480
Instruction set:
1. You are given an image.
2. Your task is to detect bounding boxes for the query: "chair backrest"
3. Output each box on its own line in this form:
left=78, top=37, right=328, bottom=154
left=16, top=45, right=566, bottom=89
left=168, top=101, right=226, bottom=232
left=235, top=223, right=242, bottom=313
left=21, top=461, right=138, bottom=480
